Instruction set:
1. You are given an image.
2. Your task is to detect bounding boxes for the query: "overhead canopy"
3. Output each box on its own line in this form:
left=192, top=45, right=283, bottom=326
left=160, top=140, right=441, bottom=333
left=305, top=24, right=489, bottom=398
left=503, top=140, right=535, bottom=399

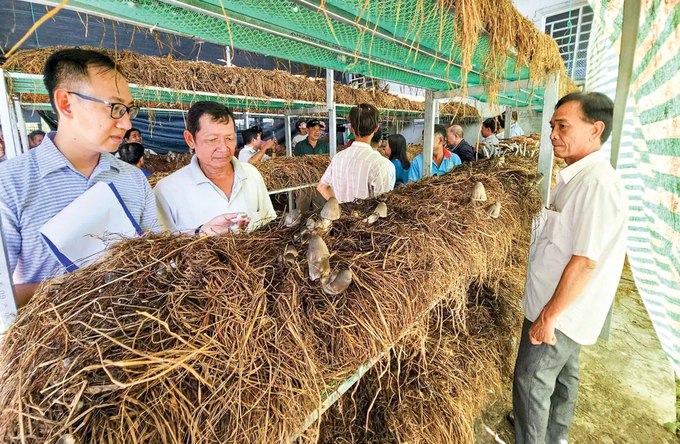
left=22, top=0, right=566, bottom=107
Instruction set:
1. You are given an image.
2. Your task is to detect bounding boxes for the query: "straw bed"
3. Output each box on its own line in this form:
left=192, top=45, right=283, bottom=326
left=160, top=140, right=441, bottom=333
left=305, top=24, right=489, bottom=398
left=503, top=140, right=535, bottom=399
left=0, top=157, right=541, bottom=444
left=6, top=48, right=479, bottom=119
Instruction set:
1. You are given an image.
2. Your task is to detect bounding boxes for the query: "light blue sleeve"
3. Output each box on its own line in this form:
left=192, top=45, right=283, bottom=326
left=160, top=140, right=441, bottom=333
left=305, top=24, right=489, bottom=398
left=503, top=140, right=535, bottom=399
left=407, top=156, right=422, bottom=183
left=451, top=153, right=462, bottom=166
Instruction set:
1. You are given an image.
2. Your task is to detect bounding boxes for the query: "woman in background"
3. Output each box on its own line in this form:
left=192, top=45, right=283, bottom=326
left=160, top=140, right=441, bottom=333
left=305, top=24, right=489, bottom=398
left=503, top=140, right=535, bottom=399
left=384, top=134, right=410, bottom=187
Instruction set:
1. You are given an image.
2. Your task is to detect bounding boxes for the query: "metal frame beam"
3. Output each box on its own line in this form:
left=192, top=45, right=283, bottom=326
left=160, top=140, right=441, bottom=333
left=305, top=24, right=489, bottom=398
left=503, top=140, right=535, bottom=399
left=610, top=0, right=642, bottom=170
left=504, top=106, right=512, bottom=139
left=537, top=72, right=560, bottom=206
left=327, top=69, right=337, bottom=158
left=433, top=78, right=536, bottom=101
left=422, top=90, right=437, bottom=178
left=0, top=70, right=22, bottom=159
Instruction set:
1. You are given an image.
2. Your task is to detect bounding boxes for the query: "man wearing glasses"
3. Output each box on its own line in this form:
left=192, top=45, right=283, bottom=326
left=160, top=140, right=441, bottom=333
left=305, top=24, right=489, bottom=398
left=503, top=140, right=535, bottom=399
left=0, top=48, right=158, bottom=307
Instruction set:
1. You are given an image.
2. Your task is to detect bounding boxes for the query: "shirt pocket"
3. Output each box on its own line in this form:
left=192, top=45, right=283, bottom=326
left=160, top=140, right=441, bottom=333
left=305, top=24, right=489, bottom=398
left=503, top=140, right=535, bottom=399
left=540, top=209, right=571, bottom=255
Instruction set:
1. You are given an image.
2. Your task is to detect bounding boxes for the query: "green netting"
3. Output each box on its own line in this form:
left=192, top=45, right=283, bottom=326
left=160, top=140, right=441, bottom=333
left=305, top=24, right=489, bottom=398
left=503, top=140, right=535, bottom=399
left=34, top=0, right=538, bottom=105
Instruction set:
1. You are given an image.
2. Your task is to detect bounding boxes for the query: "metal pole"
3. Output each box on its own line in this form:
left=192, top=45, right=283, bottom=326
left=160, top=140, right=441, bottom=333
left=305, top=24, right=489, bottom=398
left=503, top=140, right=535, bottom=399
left=434, top=102, right=440, bottom=125
left=243, top=111, right=250, bottom=130
left=610, top=0, right=642, bottom=170
left=326, top=69, right=337, bottom=158
left=537, top=72, right=560, bottom=206
left=504, top=106, right=512, bottom=139
left=0, top=212, right=18, bottom=333
left=284, top=114, right=295, bottom=210
left=0, top=69, right=22, bottom=159
left=14, top=99, right=29, bottom=152
left=422, top=90, right=436, bottom=178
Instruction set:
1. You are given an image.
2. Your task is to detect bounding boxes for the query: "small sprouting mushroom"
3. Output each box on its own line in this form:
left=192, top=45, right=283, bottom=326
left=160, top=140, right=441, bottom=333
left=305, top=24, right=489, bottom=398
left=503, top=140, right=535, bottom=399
left=284, top=209, right=302, bottom=228
left=306, top=216, right=318, bottom=230
left=321, top=269, right=353, bottom=295
left=496, top=156, right=505, bottom=167
left=282, top=245, right=298, bottom=267
left=471, top=182, right=487, bottom=202
left=294, top=227, right=313, bottom=244
left=56, top=435, right=75, bottom=444
left=486, top=201, right=501, bottom=219
left=528, top=173, right=545, bottom=186
left=363, top=202, right=388, bottom=224
left=307, top=235, right=331, bottom=281
left=318, top=197, right=341, bottom=232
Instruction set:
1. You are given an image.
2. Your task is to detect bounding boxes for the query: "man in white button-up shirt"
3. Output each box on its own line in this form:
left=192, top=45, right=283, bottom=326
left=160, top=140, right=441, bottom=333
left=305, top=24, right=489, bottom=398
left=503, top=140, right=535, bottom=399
left=317, top=103, right=395, bottom=203
left=512, top=92, right=627, bottom=444
left=154, top=102, right=276, bottom=235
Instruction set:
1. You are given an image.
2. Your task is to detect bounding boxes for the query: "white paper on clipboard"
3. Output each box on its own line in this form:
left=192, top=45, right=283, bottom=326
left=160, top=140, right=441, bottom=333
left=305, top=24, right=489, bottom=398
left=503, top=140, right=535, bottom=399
left=39, top=182, right=142, bottom=272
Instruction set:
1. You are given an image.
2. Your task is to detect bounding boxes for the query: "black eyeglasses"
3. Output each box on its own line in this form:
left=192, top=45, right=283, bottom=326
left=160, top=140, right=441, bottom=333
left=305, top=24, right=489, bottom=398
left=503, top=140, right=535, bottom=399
left=68, top=91, right=140, bottom=120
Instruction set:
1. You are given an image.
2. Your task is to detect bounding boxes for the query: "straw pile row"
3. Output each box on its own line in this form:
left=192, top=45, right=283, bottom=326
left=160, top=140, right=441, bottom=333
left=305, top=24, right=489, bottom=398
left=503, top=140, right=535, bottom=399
left=5, top=48, right=479, bottom=120
left=146, top=154, right=331, bottom=191
left=0, top=156, right=541, bottom=444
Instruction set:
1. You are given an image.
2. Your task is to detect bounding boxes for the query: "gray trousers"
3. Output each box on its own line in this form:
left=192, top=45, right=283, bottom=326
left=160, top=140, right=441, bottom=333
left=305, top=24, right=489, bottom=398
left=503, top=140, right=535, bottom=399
left=513, top=318, right=581, bottom=444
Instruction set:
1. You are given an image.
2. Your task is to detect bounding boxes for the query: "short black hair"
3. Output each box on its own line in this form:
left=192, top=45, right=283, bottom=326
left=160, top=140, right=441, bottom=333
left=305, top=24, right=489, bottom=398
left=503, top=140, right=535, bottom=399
left=434, top=124, right=447, bottom=142
left=555, top=92, right=614, bottom=144
left=249, top=125, right=263, bottom=136
left=28, top=130, right=45, bottom=139
left=482, top=118, right=498, bottom=132
left=242, top=128, right=260, bottom=146
left=371, top=127, right=383, bottom=145
left=349, top=103, right=379, bottom=138
left=119, top=142, right=145, bottom=165
left=186, top=101, right=235, bottom=137
left=43, top=48, right=119, bottom=112
left=124, top=128, right=141, bottom=140
left=296, top=120, right=306, bottom=131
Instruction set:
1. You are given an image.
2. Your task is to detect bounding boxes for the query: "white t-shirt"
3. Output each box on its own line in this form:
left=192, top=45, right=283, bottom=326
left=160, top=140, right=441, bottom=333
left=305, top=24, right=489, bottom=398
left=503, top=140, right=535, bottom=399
left=320, top=141, right=395, bottom=204
left=154, top=155, right=276, bottom=233
left=480, top=134, right=500, bottom=145
left=521, top=150, right=628, bottom=345
left=292, top=134, right=307, bottom=148
left=510, top=122, right=525, bottom=137
left=238, top=145, right=270, bottom=163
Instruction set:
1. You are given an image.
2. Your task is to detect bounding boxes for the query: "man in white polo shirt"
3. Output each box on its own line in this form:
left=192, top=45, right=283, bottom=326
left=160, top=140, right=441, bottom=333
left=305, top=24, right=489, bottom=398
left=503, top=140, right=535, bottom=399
left=317, top=103, right=395, bottom=203
left=154, top=102, right=276, bottom=235
left=237, top=126, right=277, bottom=164
left=512, top=92, right=628, bottom=444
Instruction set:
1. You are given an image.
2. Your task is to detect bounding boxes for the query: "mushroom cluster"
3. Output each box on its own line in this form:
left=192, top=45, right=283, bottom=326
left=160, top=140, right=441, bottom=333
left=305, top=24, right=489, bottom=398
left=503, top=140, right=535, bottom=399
left=471, top=182, right=501, bottom=219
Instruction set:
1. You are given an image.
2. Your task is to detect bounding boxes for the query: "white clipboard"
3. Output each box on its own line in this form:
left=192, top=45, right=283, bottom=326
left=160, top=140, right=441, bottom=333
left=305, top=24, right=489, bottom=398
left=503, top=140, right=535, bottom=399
left=39, top=182, right=142, bottom=272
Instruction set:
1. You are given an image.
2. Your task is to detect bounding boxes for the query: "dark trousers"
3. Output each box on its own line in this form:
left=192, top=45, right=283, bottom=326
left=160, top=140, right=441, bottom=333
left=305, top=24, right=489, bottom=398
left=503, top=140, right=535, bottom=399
left=513, top=318, right=581, bottom=444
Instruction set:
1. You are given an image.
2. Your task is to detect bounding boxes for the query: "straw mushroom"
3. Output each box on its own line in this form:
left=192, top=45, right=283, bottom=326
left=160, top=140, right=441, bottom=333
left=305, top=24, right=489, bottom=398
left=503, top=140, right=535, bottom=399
left=486, top=202, right=501, bottom=219
left=306, top=216, right=318, bottom=230
left=56, top=436, right=75, bottom=444
left=282, top=245, right=298, bottom=267
left=321, top=269, right=353, bottom=295
left=295, top=227, right=313, bottom=244
left=284, top=209, right=302, bottom=228
left=307, top=235, right=330, bottom=281
left=318, top=197, right=341, bottom=232
left=471, top=182, right=487, bottom=202
left=363, top=202, right=388, bottom=225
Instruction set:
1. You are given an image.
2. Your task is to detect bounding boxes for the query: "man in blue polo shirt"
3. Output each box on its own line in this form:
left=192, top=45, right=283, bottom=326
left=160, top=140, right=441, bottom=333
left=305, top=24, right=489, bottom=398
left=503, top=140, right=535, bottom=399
left=0, top=48, right=158, bottom=308
left=407, top=124, right=461, bottom=183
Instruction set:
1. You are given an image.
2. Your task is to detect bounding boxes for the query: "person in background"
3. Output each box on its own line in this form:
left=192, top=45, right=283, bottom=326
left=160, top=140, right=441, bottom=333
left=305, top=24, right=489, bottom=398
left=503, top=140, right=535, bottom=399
left=292, top=121, right=308, bottom=148
left=0, top=126, right=5, bottom=163
left=480, top=119, right=500, bottom=145
left=370, top=127, right=383, bottom=149
left=407, top=124, right=461, bottom=183
left=510, top=111, right=525, bottom=137
left=317, top=103, right=394, bottom=203
left=238, top=127, right=276, bottom=164
left=385, top=134, right=410, bottom=186
left=0, top=48, right=157, bottom=308
left=124, top=127, right=142, bottom=144
left=294, top=119, right=329, bottom=156
left=119, top=142, right=152, bottom=178
left=28, top=130, right=46, bottom=149
left=511, top=92, right=627, bottom=444
left=154, top=101, right=275, bottom=234
left=446, top=125, right=476, bottom=163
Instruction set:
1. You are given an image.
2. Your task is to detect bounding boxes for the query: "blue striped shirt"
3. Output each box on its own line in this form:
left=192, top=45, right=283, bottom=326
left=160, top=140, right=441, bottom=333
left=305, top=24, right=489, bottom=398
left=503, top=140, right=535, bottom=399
left=0, top=133, right=158, bottom=284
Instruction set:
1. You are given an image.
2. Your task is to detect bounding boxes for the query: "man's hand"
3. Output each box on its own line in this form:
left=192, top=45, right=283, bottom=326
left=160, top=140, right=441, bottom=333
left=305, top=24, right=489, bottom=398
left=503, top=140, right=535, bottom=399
left=199, top=213, right=250, bottom=236
left=263, top=138, right=277, bottom=152
left=529, top=312, right=557, bottom=346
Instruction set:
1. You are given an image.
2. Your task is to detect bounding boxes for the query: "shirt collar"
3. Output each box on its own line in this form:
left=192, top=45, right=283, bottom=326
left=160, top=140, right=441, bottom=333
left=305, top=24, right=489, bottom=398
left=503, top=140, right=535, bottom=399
left=189, top=154, right=248, bottom=185
left=351, top=141, right=373, bottom=151
left=558, top=150, right=605, bottom=185
left=442, top=148, right=452, bottom=159
left=243, top=145, right=258, bottom=153
left=37, top=131, right=118, bottom=178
